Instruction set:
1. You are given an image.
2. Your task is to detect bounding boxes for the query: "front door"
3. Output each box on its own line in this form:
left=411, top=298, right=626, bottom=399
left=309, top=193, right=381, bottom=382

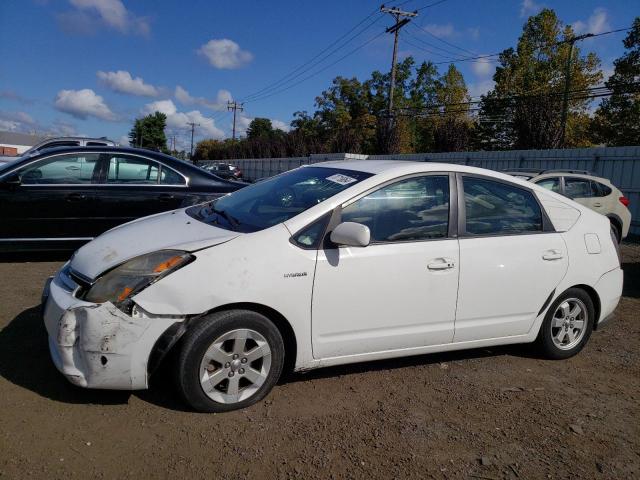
left=0, top=152, right=102, bottom=240
left=453, top=175, right=569, bottom=342
left=312, top=174, right=459, bottom=359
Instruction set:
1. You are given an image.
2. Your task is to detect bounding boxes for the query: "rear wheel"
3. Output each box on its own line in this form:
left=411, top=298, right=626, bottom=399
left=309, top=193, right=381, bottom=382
left=176, top=310, right=284, bottom=412
left=536, top=288, right=594, bottom=359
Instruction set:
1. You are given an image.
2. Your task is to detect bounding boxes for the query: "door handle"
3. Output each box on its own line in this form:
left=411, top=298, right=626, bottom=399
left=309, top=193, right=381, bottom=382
left=428, top=258, right=455, bottom=271
left=158, top=193, right=175, bottom=202
left=593, top=202, right=602, bottom=207
left=66, top=193, right=86, bottom=202
left=542, top=249, right=564, bottom=261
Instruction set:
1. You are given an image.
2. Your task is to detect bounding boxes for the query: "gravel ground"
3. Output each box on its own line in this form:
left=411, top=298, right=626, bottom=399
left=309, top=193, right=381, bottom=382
left=0, top=244, right=638, bottom=480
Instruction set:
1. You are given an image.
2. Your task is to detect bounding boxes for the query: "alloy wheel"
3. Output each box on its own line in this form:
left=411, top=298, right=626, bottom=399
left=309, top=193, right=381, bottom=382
left=199, top=328, right=272, bottom=404
left=551, top=298, right=588, bottom=350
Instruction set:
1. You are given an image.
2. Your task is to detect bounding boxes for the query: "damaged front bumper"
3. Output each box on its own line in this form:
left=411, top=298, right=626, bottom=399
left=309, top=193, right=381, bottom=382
left=42, top=269, right=185, bottom=390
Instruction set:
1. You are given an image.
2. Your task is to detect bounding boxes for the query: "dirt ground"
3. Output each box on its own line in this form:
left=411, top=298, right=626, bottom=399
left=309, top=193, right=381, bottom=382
left=0, top=244, right=638, bottom=480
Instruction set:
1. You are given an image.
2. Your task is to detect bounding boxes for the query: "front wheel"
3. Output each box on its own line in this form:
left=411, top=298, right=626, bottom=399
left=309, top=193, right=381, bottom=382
left=176, top=310, right=284, bottom=412
left=535, top=288, right=594, bottom=359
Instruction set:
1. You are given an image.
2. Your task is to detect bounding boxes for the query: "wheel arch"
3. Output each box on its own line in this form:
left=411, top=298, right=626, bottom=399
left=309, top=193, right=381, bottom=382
left=570, top=284, right=601, bottom=327
left=606, top=214, right=623, bottom=241
left=202, top=302, right=298, bottom=374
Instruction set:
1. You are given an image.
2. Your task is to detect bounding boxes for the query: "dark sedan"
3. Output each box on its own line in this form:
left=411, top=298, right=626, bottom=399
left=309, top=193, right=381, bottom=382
left=0, top=146, right=244, bottom=251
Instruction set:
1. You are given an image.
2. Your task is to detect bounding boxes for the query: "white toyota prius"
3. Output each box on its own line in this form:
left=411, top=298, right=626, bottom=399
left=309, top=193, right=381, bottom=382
left=42, top=160, right=623, bottom=412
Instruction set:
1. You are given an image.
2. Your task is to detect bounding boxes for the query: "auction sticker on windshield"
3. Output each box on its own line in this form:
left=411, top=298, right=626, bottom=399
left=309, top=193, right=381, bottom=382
left=326, top=173, right=358, bottom=185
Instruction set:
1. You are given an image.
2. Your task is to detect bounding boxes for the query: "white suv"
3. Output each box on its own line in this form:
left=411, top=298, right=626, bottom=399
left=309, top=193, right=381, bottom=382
left=527, top=170, right=631, bottom=242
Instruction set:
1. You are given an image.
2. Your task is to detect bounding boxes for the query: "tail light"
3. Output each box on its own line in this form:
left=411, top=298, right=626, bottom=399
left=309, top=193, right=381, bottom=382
left=619, top=196, right=629, bottom=207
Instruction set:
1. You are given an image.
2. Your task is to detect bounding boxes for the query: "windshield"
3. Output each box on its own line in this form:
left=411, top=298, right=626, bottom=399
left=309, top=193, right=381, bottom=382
left=188, top=166, right=373, bottom=232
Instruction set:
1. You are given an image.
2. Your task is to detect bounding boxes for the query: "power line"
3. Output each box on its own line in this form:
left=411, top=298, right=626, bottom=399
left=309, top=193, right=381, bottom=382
left=240, top=9, right=383, bottom=103
left=411, top=14, right=476, bottom=56
left=246, top=30, right=386, bottom=104
left=415, top=0, right=450, bottom=11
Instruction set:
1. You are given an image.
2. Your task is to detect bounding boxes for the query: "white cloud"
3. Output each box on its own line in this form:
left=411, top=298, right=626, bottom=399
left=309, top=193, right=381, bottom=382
left=573, top=8, right=610, bottom=35
left=0, top=111, right=35, bottom=132
left=468, top=79, right=495, bottom=99
left=117, top=134, right=130, bottom=146
left=63, top=0, right=150, bottom=35
left=198, top=39, right=253, bottom=69
left=174, top=85, right=232, bottom=111
left=423, top=23, right=456, bottom=38
left=271, top=119, right=290, bottom=132
left=520, top=0, right=543, bottom=18
left=97, top=70, right=159, bottom=97
left=141, top=99, right=225, bottom=139
left=471, top=56, right=494, bottom=77
left=54, top=88, right=116, bottom=120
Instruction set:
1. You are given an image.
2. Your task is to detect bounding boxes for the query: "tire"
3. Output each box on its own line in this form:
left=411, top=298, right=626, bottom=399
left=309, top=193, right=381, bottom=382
left=176, top=310, right=284, bottom=412
left=535, top=288, right=595, bottom=360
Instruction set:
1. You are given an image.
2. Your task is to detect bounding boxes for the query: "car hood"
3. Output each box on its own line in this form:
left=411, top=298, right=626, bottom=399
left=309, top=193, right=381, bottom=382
left=70, top=208, right=240, bottom=280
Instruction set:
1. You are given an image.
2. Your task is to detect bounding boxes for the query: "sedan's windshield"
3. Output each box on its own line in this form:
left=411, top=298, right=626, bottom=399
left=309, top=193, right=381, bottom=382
left=188, top=166, right=373, bottom=232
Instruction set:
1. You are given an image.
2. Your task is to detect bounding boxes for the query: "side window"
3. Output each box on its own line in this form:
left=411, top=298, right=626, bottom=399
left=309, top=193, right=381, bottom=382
left=564, top=177, right=593, bottom=199
left=535, top=177, right=561, bottom=193
left=341, top=175, right=450, bottom=242
left=106, top=155, right=159, bottom=184
left=463, top=176, right=542, bottom=235
left=16, top=153, right=100, bottom=184
left=292, top=214, right=331, bottom=249
left=594, top=181, right=612, bottom=197
left=160, top=166, right=186, bottom=185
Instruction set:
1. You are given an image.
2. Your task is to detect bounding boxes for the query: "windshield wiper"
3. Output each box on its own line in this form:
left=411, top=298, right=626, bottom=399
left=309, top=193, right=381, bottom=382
left=211, top=205, right=240, bottom=230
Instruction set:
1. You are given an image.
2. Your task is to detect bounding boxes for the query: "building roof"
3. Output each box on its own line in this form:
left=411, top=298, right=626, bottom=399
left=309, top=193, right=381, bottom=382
left=0, top=131, right=47, bottom=146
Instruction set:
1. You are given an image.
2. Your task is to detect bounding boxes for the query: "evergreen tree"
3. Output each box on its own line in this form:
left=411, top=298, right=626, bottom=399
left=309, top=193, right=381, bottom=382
left=592, top=17, right=640, bottom=146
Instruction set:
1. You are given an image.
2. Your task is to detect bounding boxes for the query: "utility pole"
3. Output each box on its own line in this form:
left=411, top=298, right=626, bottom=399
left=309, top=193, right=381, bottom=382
left=381, top=5, right=417, bottom=115
left=559, top=32, right=593, bottom=147
left=187, top=122, right=200, bottom=161
left=227, top=100, right=244, bottom=140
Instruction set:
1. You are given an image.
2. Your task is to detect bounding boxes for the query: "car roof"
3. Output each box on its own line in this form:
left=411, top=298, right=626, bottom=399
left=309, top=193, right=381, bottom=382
left=531, top=172, right=610, bottom=183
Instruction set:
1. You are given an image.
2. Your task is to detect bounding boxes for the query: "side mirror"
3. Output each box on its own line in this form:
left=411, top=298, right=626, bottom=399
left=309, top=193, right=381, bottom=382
left=0, top=174, right=21, bottom=187
left=330, top=222, right=371, bottom=247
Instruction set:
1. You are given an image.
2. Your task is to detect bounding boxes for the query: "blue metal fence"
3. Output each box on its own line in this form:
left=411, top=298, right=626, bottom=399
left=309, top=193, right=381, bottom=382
left=201, top=146, right=640, bottom=234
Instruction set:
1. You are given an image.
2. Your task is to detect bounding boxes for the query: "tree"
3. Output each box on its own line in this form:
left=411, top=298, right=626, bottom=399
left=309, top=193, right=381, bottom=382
left=246, top=118, right=275, bottom=140
left=475, top=9, right=602, bottom=150
left=432, top=64, right=472, bottom=151
left=128, top=112, right=168, bottom=152
left=592, top=17, right=640, bottom=146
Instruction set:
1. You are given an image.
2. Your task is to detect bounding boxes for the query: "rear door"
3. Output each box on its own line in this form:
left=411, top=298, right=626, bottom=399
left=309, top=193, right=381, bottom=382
left=0, top=152, right=102, bottom=240
left=454, top=174, right=568, bottom=342
left=563, top=176, right=604, bottom=214
left=92, top=152, right=188, bottom=233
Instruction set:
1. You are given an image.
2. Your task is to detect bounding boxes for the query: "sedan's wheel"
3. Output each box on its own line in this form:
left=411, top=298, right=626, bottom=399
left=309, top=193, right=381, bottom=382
left=176, top=310, right=284, bottom=412
left=550, top=299, right=587, bottom=350
left=199, top=329, right=272, bottom=404
left=536, top=288, right=594, bottom=360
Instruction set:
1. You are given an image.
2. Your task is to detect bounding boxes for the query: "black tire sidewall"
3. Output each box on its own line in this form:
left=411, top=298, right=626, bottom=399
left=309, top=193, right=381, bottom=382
left=177, top=310, right=284, bottom=413
left=538, top=288, right=595, bottom=360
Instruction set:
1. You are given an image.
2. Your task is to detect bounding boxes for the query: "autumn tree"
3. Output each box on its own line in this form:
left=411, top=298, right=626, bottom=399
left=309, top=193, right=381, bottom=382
left=475, top=9, right=602, bottom=149
left=592, top=17, right=640, bottom=146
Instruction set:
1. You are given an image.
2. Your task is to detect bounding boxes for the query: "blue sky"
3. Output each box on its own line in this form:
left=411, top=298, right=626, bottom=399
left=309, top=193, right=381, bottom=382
left=0, top=0, right=636, bottom=150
